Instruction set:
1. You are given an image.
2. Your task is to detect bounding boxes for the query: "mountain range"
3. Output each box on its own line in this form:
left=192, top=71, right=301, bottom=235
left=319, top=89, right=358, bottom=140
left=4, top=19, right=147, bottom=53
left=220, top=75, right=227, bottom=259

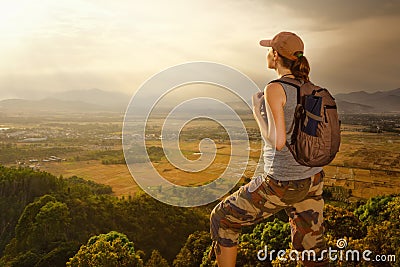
left=0, top=89, right=130, bottom=114
left=334, top=88, right=400, bottom=113
left=0, top=88, right=399, bottom=115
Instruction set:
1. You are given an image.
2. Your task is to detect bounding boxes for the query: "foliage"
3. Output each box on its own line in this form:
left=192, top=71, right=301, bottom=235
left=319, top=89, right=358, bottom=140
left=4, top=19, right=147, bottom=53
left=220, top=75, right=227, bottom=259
left=146, top=250, right=170, bottom=267
left=73, top=149, right=126, bottom=164
left=354, top=194, right=395, bottom=224
left=0, top=143, right=80, bottom=164
left=347, top=196, right=400, bottom=266
left=0, top=166, right=60, bottom=256
left=173, top=231, right=211, bottom=267
left=2, top=194, right=76, bottom=266
left=236, top=218, right=291, bottom=266
left=1, top=165, right=399, bottom=266
left=323, top=186, right=352, bottom=203
left=147, top=146, right=165, bottom=162
left=201, top=196, right=400, bottom=267
left=201, top=218, right=291, bottom=267
left=66, top=231, right=143, bottom=267
left=324, top=204, right=366, bottom=240
left=199, top=245, right=216, bottom=267
left=0, top=166, right=208, bottom=266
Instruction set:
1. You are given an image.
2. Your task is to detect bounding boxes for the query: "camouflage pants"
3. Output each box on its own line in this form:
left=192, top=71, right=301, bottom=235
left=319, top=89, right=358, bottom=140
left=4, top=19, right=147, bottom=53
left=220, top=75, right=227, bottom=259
left=210, top=170, right=328, bottom=266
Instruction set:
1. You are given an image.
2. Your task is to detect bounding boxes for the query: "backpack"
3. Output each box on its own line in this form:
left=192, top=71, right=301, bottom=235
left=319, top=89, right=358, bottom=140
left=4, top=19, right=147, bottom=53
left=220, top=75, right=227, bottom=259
left=268, top=77, right=341, bottom=167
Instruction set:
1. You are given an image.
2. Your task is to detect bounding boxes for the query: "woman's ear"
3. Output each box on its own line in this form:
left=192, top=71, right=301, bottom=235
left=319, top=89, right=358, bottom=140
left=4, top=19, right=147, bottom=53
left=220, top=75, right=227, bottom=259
left=273, top=50, right=279, bottom=61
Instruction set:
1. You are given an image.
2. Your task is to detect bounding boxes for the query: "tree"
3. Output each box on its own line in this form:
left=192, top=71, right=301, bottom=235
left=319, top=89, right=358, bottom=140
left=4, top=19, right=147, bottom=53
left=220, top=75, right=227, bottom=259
left=145, top=250, right=170, bottom=267
left=31, top=201, right=71, bottom=249
left=354, top=195, right=394, bottom=225
left=324, top=204, right=366, bottom=240
left=236, top=218, right=291, bottom=267
left=2, top=195, right=73, bottom=266
left=201, top=219, right=291, bottom=267
left=347, top=196, right=400, bottom=266
left=14, top=195, right=58, bottom=250
left=173, top=231, right=211, bottom=267
left=66, top=231, right=143, bottom=267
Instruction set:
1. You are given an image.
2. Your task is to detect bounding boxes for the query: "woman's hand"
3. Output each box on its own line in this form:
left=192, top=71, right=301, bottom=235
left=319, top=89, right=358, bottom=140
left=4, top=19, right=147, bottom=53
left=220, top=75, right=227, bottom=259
left=252, top=91, right=264, bottom=115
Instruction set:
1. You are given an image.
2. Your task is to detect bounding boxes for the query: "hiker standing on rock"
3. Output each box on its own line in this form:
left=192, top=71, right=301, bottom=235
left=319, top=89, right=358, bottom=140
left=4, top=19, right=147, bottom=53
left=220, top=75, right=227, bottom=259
left=210, top=32, right=330, bottom=267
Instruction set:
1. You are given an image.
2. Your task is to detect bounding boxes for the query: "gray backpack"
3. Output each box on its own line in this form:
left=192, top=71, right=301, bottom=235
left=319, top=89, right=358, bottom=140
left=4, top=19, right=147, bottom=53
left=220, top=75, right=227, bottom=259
left=269, top=77, right=341, bottom=167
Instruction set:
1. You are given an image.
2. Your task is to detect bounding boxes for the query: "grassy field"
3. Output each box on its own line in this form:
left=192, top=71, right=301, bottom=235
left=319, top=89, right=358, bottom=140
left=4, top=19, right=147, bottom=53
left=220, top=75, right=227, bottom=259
left=41, top=127, right=400, bottom=199
left=323, top=129, right=400, bottom=198
left=2, top=114, right=399, bottom=199
left=42, top=160, right=139, bottom=196
left=43, top=138, right=263, bottom=196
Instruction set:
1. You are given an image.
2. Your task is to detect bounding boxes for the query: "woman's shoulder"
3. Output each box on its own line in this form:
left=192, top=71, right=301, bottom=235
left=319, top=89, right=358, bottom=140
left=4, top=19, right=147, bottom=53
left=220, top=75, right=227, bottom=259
left=264, top=82, right=286, bottom=106
left=264, top=82, right=285, bottom=94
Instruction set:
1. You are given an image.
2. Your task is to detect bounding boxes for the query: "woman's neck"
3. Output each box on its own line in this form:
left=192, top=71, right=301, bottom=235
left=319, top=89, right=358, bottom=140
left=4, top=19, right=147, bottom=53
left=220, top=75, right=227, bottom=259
left=276, top=66, right=294, bottom=78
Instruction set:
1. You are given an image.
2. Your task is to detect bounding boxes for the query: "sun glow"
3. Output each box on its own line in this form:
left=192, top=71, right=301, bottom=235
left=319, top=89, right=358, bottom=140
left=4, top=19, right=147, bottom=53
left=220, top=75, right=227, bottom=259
left=0, top=1, right=49, bottom=38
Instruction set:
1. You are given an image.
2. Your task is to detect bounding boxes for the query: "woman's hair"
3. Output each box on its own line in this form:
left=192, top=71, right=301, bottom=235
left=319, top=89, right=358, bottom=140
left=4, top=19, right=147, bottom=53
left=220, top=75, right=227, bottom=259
left=276, top=50, right=310, bottom=82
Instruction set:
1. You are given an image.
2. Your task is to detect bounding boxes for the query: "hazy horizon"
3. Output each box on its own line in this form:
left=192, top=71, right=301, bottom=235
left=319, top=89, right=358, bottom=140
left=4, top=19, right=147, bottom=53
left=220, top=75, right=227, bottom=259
left=0, top=85, right=399, bottom=102
left=1, top=0, right=400, bottom=100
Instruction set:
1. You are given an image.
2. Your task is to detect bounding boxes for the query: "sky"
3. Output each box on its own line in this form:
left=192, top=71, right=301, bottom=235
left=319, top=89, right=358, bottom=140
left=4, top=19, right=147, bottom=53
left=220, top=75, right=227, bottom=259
left=0, top=0, right=399, bottom=100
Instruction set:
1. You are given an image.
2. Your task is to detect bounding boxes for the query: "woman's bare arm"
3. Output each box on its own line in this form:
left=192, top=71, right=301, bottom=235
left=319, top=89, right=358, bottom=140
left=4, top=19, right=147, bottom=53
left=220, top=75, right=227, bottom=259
left=252, top=83, right=286, bottom=150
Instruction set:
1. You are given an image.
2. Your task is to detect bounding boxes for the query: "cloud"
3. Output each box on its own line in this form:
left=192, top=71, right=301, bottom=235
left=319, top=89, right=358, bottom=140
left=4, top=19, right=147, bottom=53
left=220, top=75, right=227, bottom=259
left=305, top=15, right=400, bottom=93
left=0, top=0, right=399, bottom=99
left=271, top=0, right=400, bottom=28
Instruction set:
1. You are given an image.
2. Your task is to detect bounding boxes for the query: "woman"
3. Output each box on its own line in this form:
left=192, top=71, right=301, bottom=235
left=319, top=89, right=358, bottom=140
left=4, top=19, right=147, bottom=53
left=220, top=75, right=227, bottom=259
left=210, top=32, right=329, bottom=267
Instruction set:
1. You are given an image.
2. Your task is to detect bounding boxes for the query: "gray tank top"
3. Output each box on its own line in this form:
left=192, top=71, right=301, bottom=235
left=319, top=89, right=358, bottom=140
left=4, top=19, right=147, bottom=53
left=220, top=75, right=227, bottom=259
left=262, top=80, right=322, bottom=181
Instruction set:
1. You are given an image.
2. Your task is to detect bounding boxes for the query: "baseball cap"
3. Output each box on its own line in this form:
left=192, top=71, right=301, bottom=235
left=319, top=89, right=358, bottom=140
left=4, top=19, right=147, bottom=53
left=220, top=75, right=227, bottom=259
left=260, top=32, right=304, bottom=61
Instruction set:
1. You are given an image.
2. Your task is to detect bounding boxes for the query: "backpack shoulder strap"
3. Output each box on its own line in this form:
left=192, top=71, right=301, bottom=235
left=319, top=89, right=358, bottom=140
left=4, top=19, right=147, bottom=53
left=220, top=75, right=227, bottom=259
left=268, top=78, right=302, bottom=104
left=267, top=78, right=304, bottom=138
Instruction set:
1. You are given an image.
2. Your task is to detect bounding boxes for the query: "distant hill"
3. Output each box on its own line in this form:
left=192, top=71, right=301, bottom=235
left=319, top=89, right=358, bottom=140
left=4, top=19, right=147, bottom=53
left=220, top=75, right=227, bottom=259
left=0, top=88, right=252, bottom=115
left=0, top=89, right=131, bottom=114
left=0, top=88, right=399, bottom=115
left=334, top=88, right=400, bottom=113
left=335, top=100, right=375, bottom=114
left=50, top=88, right=130, bottom=109
left=0, top=98, right=112, bottom=114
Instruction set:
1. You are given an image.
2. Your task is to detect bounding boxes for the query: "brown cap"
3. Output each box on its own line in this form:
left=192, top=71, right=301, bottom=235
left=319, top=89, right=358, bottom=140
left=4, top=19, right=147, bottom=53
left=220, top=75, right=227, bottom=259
left=260, top=31, right=304, bottom=61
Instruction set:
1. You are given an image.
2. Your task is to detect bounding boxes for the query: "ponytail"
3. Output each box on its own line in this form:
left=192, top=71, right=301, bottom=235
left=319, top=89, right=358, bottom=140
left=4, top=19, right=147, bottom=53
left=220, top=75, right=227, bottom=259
left=276, top=50, right=310, bottom=82
left=291, top=51, right=310, bottom=82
